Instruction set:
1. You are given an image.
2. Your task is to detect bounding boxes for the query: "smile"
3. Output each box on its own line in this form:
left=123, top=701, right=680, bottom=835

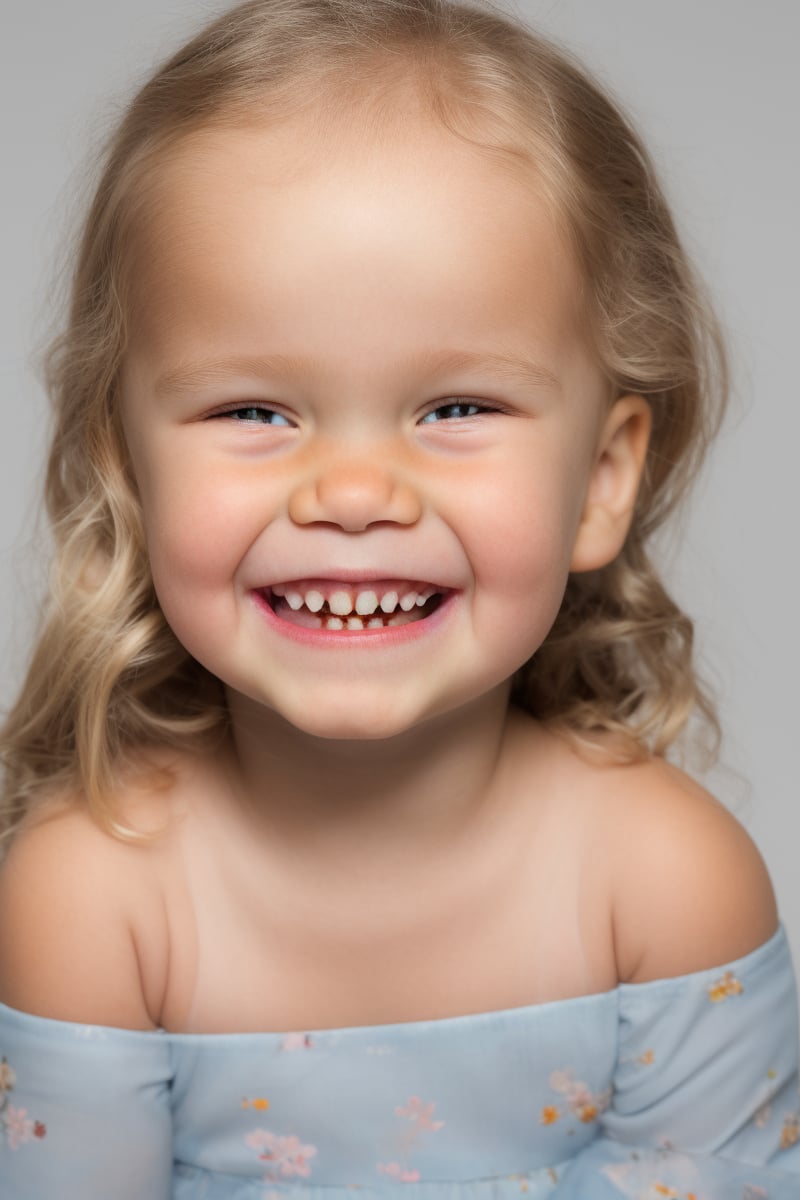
left=262, top=579, right=447, bottom=632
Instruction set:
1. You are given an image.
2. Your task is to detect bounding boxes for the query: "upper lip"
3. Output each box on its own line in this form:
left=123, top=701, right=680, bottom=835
left=259, top=570, right=453, bottom=588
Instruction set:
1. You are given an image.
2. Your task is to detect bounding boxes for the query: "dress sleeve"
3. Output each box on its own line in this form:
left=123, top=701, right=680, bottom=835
left=554, top=924, right=800, bottom=1199
left=0, top=1000, right=173, bottom=1200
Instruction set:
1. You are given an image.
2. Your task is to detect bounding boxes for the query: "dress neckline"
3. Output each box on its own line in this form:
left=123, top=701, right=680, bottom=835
left=0, top=923, right=785, bottom=1042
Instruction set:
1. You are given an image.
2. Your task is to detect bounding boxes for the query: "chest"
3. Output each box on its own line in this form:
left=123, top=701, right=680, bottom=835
left=156, top=801, right=617, bottom=1033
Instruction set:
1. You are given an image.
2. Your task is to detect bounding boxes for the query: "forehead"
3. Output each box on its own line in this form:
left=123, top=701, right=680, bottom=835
left=126, top=106, right=588, bottom=384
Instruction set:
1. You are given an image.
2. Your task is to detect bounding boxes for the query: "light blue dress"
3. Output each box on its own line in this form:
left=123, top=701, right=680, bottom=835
left=2, top=925, right=800, bottom=1199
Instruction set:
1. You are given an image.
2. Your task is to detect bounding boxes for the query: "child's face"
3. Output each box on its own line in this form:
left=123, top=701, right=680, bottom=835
left=121, top=109, right=645, bottom=741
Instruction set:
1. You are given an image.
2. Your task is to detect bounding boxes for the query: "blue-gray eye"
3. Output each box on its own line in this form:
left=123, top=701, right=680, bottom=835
left=223, top=406, right=292, bottom=425
left=420, top=401, right=486, bottom=423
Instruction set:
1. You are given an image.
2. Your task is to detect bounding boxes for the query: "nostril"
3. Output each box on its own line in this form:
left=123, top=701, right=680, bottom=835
left=288, top=466, right=422, bottom=530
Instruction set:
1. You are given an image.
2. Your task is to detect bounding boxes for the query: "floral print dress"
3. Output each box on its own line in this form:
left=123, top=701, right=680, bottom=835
left=3, top=924, right=800, bottom=1199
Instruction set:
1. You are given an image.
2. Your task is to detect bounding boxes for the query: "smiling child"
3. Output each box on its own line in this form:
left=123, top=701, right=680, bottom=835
left=1, top=2, right=799, bottom=1197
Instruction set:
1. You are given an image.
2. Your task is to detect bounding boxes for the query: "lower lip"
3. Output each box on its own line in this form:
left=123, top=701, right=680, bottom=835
left=250, top=590, right=456, bottom=648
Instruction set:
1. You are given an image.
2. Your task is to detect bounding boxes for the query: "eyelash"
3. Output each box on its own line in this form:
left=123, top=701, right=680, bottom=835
left=208, top=399, right=504, bottom=426
left=209, top=404, right=294, bottom=426
left=418, top=400, right=500, bottom=424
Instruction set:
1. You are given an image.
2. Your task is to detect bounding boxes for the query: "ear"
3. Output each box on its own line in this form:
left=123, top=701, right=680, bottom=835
left=570, top=395, right=652, bottom=573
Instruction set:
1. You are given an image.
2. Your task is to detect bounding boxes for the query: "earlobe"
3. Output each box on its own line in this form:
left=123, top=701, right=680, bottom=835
left=569, top=395, right=652, bottom=573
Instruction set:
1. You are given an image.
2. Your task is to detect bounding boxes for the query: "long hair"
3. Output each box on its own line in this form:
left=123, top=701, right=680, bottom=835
left=0, top=0, right=727, bottom=843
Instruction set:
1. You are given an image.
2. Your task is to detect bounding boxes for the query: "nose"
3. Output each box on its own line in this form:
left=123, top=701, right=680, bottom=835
left=288, top=458, right=422, bottom=531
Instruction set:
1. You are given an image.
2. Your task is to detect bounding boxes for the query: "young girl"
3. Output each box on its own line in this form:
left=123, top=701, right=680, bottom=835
left=0, top=1, right=798, bottom=1196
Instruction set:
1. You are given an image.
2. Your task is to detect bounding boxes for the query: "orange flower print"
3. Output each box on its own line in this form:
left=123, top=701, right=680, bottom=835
left=543, top=1068, right=611, bottom=1129
left=602, top=1159, right=706, bottom=1199
left=637, top=1049, right=655, bottom=1066
left=241, top=1097, right=271, bottom=1111
left=780, top=1112, right=800, bottom=1150
left=0, top=1060, right=16, bottom=1094
left=505, top=1170, right=540, bottom=1190
left=707, top=970, right=743, bottom=1003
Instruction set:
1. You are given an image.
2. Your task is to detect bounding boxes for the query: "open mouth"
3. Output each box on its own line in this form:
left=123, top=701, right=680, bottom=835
left=262, top=579, right=447, bottom=632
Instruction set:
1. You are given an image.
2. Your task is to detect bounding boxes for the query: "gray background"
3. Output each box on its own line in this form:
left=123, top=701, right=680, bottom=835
left=2, top=2, right=798, bottom=959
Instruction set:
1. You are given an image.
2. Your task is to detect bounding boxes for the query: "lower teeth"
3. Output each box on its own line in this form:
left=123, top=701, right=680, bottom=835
left=325, top=614, right=402, bottom=631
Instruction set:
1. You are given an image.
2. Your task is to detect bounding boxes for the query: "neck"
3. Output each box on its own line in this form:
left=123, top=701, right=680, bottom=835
left=223, top=684, right=517, bottom=860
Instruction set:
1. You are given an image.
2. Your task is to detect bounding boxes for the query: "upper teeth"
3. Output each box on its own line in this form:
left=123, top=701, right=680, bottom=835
left=273, top=583, right=435, bottom=615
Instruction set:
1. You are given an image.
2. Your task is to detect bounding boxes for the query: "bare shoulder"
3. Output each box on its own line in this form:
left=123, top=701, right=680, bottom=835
left=0, top=783, right=177, bottom=1030
left=515, top=720, right=778, bottom=985
left=587, top=754, right=778, bottom=983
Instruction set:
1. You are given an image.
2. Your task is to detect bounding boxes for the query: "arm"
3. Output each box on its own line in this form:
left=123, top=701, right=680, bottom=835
left=0, top=806, right=174, bottom=1198
left=555, top=760, right=800, bottom=1197
left=553, top=925, right=800, bottom=1198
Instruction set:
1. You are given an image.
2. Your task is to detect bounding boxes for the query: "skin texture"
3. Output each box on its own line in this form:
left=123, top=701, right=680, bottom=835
left=121, top=116, right=648, bottom=746
left=0, top=108, right=776, bottom=1033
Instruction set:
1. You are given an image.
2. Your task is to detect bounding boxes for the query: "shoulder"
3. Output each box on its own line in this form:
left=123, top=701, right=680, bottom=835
left=0, top=786, right=176, bottom=1030
left=515, top=720, right=778, bottom=985
left=593, top=755, right=778, bottom=983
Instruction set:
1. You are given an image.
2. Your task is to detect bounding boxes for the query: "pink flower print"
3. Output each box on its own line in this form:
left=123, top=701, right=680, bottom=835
left=378, top=1162, right=422, bottom=1182
left=548, top=1070, right=573, bottom=1093
left=245, top=1129, right=318, bottom=1178
left=754, top=1101, right=772, bottom=1129
left=395, top=1096, right=445, bottom=1132
left=5, top=1105, right=36, bottom=1150
left=1, top=1057, right=47, bottom=1148
left=377, top=1096, right=444, bottom=1182
left=281, top=1032, right=314, bottom=1052
left=566, top=1082, right=594, bottom=1112
left=543, top=1068, right=611, bottom=1126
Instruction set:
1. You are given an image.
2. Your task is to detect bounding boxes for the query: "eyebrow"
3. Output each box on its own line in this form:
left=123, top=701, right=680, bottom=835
left=154, top=349, right=561, bottom=398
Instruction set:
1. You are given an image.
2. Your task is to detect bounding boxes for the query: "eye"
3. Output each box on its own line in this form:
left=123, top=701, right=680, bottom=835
left=211, top=404, right=294, bottom=426
left=419, top=400, right=497, bottom=424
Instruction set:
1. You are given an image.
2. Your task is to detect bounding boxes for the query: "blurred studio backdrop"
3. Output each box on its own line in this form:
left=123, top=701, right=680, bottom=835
left=1, top=2, right=798, bottom=957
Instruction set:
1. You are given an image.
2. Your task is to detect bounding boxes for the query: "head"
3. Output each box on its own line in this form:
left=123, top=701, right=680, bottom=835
left=2, top=0, right=726, bottom=835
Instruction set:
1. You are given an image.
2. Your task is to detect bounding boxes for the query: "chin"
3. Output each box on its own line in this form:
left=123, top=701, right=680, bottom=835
left=281, top=705, right=420, bottom=743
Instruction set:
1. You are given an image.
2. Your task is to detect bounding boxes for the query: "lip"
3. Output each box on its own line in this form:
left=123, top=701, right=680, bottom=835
left=269, top=576, right=442, bottom=595
left=250, top=586, right=457, bottom=648
left=262, top=570, right=452, bottom=587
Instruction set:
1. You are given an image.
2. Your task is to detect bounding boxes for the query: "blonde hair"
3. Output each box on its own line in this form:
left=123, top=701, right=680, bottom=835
left=0, top=0, right=727, bottom=843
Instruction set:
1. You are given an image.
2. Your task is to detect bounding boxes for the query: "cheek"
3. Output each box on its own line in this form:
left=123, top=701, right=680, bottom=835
left=136, top=454, right=250, bottom=605
left=465, top=456, right=584, bottom=597
left=456, top=450, right=589, bottom=675
left=481, top=515, right=574, bottom=661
